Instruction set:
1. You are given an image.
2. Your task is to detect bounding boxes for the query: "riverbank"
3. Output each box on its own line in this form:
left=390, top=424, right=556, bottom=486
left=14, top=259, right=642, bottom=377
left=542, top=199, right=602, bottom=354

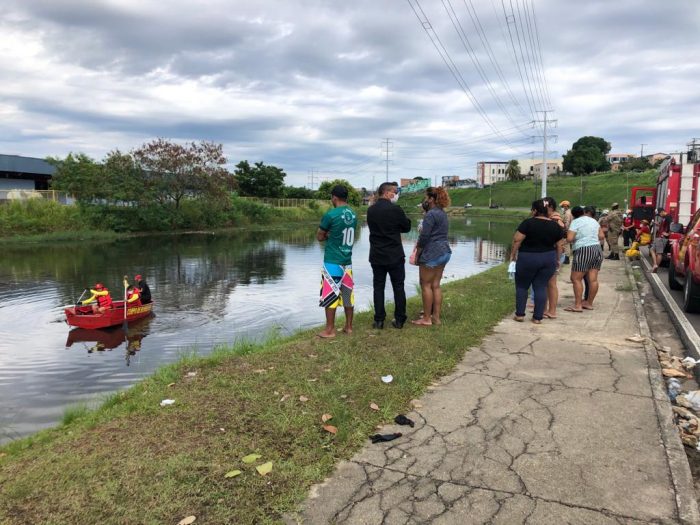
left=0, top=197, right=330, bottom=243
left=0, top=265, right=514, bottom=524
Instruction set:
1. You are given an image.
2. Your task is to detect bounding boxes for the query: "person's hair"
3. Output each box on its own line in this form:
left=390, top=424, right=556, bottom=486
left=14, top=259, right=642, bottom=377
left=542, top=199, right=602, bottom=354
left=426, top=186, right=451, bottom=208
left=377, top=181, right=398, bottom=196
left=531, top=198, right=548, bottom=217
left=331, top=185, right=349, bottom=200
left=571, top=205, right=584, bottom=218
left=543, top=196, right=556, bottom=211
left=583, top=205, right=596, bottom=216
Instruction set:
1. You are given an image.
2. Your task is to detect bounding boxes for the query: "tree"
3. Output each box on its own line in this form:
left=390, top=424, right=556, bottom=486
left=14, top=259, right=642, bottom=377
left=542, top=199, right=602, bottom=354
left=283, top=185, right=317, bottom=199
left=234, top=161, right=286, bottom=198
left=317, top=179, right=361, bottom=207
left=505, top=159, right=521, bottom=181
left=132, top=139, right=232, bottom=209
left=101, top=150, right=144, bottom=204
left=619, top=157, right=651, bottom=172
left=48, top=153, right=103, bottom=203
left=562, top=135, right=611, bottom=175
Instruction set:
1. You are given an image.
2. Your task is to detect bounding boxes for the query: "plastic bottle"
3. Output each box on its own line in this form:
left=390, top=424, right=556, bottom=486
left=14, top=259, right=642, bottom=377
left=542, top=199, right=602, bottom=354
left=667, top=378, right=682, bottom=401
left=507, top=261, right=516, bottom=280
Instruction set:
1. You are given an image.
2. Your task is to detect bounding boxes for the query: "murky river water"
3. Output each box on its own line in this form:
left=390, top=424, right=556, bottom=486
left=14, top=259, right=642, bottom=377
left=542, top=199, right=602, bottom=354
left=0, top=217, right=516, bottom=442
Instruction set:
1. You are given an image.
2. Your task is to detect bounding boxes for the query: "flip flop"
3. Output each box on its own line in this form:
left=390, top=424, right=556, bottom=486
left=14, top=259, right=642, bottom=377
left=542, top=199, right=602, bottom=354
left=564, top=306, right=583, bottom=313
left=532, top=319, right=542, bottom=324
left=581, top=305, right=595, bottom=310
left=411, top=319, right=432, bottom=327
left=543, top=313, right=558, bottom=319
left=316, top=332, right=336, bottom=339
left=513, top=315, right=525, bottom=322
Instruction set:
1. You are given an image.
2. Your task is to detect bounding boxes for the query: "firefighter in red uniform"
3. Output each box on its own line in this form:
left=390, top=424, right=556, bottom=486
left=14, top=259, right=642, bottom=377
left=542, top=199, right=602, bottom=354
left=81, top=283, right=113, bottom=313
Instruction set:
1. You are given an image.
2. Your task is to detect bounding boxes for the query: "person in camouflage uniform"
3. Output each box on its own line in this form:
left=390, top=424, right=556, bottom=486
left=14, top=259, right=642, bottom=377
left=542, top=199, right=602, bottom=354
left=606, top=203, right=623, bottom=260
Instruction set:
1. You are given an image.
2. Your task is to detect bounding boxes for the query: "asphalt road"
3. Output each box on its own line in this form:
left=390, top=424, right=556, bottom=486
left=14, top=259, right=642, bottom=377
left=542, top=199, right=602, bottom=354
left=637, top=251, right=700, bottom=336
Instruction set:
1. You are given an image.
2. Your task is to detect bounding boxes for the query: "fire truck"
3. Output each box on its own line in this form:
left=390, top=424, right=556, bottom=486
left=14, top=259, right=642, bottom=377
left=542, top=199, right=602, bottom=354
left=664, top=141, right=700, bottom=312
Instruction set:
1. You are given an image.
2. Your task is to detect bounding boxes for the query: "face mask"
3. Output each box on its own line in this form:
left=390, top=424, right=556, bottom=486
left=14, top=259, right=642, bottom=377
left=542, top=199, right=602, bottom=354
left=390, top=193, right=399, bottom=204
left=421, top=200, right=430, bottom=212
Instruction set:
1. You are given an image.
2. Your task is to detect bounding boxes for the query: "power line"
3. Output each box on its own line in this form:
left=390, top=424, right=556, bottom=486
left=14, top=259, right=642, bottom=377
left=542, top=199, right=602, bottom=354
left=407, top=0, right=519, bottom=145
left=462, top=0, right=531, bottom=121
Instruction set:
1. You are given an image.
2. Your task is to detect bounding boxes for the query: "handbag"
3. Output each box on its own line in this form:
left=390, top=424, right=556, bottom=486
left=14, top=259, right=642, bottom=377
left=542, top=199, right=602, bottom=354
left=409, top=245, right=418, bottom=265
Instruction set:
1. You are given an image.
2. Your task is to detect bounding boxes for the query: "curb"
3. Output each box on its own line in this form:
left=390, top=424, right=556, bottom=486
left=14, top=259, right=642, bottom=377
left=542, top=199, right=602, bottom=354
left=625, top=258, right=700, bottom=524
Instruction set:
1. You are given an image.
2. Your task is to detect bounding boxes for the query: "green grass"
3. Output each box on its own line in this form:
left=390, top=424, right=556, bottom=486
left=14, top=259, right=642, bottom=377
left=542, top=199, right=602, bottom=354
left=0, top=265, right=514, bottom=525
left=399, top=170, right=657, bottom=211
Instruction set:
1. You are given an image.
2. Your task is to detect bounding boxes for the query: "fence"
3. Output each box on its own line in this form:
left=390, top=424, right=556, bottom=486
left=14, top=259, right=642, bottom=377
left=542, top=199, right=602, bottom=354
left=239, top=197, right=325, bottom=208
left=0, top=189, right=74, bottom=204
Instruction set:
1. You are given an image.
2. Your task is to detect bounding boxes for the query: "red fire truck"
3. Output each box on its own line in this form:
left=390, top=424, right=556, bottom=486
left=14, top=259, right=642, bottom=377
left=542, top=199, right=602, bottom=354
left=665, top=142, right=700, bottom=311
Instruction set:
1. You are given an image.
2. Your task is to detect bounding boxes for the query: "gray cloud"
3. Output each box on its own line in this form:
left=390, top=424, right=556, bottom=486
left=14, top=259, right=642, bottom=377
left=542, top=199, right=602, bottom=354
left=0, top=0, right=699, bottom=187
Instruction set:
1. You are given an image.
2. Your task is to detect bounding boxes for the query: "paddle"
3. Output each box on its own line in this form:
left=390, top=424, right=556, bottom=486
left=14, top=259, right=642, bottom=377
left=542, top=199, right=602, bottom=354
left=75, top=288, right=88, bottom=307
left=122, top=275, right=129, bottom=331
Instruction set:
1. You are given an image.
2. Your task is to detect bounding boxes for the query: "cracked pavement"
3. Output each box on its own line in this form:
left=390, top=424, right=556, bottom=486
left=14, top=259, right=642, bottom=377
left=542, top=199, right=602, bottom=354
left=291, top=262, right=700, bottom=524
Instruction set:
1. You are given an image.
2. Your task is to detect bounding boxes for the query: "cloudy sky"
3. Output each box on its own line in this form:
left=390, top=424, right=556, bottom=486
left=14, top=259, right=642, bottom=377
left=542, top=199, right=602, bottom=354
left=1, top=0, right=698, bottom=189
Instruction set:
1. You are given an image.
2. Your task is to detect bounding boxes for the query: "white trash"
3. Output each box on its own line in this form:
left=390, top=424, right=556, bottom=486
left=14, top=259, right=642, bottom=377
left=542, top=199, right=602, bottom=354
left=160, top=399, right=176, bottom=407
left=381, top=375, right=393, bottom=384
left=685, top=391, right=700, bottom=412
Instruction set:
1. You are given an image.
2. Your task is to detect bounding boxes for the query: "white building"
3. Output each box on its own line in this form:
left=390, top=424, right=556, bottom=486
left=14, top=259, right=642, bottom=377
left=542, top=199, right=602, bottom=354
left=476, top=161, right=509, bottom=186
left=517, top=158, right=563, bottom=179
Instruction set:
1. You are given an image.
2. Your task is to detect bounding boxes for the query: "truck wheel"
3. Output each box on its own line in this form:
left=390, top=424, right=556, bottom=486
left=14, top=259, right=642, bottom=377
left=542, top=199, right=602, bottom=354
left=669, top=262, right=683, bottom=290
left=683, top=274, right=700, bottom=313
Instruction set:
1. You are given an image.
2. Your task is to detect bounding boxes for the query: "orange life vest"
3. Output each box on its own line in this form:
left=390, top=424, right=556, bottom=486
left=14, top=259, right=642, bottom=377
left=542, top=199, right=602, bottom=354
left=97, top=290, right=112, bottom=308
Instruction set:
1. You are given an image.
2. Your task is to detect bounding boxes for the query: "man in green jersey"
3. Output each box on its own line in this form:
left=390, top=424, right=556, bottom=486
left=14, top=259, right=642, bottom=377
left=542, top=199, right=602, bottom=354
left=317, top=185, right=357, bottom=338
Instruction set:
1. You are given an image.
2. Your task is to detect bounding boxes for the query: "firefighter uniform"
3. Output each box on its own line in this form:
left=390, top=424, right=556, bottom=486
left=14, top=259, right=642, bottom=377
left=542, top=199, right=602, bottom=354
left=606, top=206, right=623, bottom=259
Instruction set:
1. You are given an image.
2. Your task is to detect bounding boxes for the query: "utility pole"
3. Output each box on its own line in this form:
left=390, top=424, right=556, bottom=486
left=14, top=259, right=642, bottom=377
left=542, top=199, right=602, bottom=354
left=534, top=111, right=557, bottom=198
left=307, top=169, right=320, bottom=190
left=640, top=143, right=647, bottom=158
left=381, top=138, right=393, bottom=182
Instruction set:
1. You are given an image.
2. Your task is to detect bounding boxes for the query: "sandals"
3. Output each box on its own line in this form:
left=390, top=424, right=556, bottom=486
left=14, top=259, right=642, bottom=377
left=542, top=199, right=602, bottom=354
left=564, top=306, right=583, bottom=313
left=513, top=315, right=525, bottom=322
left=543, top=313, right=557, bottom=319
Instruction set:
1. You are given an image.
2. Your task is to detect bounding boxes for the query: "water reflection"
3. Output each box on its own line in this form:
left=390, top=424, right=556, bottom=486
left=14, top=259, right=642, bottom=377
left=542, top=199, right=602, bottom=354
left=0, top=218, right=515, bottom=442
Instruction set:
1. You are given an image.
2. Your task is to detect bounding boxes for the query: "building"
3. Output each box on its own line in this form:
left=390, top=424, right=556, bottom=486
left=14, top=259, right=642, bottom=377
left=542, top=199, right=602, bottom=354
left=606, top=153, right=637, bottom=171
left=517, top=158, right=563, bottom=179
left=645, top=152, right=668, bottom=165
left=0, top=154, right=55, bottom=190
left=476, top=161, right=509, bottom=186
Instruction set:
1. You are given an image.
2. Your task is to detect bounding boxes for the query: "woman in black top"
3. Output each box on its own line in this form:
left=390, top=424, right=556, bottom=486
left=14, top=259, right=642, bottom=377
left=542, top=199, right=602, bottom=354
left=510, top=199, right=565, bottom=323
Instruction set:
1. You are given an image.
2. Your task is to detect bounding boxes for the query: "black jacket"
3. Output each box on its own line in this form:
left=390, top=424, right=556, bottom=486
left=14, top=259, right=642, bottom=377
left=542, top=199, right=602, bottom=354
left=367, top=199, right=412, bottom=265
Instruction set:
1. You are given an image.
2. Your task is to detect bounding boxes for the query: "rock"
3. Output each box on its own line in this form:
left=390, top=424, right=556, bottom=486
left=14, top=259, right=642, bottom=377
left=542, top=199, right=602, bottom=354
left=673, top=406, right=697, bottom=420
left=626, top=335, right=646, bottom=343
left=681, top=431, right=699, bottom=448
left=662, top=368, right=692, bottom=379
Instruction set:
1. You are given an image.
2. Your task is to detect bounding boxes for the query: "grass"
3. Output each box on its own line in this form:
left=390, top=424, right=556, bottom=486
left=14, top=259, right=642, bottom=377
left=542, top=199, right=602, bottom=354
left=399, top=170, right=657, bottom=211
left=0, top=265, right=514, bottom=525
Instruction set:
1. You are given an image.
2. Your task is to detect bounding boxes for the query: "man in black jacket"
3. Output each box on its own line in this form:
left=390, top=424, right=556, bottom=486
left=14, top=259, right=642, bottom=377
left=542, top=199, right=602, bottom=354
left=367, top=182, right=412, bottom=328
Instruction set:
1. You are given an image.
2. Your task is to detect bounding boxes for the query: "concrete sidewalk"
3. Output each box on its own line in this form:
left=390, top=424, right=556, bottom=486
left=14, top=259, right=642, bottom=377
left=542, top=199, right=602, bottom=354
left=291, top=261, right=700, bottom=524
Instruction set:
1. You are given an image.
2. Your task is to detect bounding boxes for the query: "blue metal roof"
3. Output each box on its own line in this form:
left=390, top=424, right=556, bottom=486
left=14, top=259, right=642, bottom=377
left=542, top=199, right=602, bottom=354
left=0, top=154, right=55, bottom=176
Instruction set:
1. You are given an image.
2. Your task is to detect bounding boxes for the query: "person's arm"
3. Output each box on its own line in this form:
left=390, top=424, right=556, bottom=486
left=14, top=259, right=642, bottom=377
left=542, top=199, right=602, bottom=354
left=316, top=228, right=328, bottom=242
left=416, top=212, right=435, bottom=249
left=80, top=290, right=98, bottom=305
left=598, top=227, right=605, bottom=242
left=396, top=207, right=412, bottom=233
left=127, top=293, right=139, bottom=304
left=510, top=231, right=525, bottom=262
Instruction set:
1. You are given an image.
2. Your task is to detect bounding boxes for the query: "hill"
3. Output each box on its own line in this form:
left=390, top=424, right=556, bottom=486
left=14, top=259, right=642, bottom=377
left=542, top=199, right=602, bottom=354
left=398, top=170, right=657, bottom=211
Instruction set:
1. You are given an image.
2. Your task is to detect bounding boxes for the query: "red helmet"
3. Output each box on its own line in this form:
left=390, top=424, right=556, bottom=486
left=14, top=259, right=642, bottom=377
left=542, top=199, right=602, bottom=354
left=135, top=274, right=142, bottom=282
left=94, top=283, right=104, bottom=290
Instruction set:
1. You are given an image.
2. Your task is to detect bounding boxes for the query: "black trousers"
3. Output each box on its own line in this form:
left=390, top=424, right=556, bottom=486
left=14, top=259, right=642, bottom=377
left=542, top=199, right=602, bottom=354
left=372, top=261, right=407, bottom=323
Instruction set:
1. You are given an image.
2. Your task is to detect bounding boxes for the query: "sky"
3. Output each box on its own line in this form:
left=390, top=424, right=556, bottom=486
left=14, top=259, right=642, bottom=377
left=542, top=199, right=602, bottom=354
left=1, top=0, right=699, bottom=189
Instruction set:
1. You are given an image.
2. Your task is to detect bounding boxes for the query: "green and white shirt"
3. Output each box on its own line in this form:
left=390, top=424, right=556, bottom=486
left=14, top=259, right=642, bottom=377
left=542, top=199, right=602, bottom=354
left=319, top=205, right=357, bottom=265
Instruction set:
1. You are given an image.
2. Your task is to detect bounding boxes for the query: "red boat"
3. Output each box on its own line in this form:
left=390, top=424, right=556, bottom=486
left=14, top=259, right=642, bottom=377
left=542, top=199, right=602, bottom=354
left=64, top=301, right=154, bottom=329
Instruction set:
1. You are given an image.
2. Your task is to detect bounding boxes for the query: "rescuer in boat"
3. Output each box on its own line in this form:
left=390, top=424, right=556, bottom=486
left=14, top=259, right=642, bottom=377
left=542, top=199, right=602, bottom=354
left=126, top=285, right=142, bottom=306
left=135, top=274, right=152, bottom=304
left=80, top=283, right=113, bottom=313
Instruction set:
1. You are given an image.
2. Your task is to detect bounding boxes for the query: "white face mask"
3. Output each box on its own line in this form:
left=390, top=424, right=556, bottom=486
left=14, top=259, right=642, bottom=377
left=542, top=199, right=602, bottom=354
left=390, top=193, right=399, bottom=204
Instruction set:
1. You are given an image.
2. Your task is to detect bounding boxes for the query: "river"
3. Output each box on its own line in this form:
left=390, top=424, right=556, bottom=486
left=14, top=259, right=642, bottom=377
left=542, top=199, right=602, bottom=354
left=0, top=216, right=516, bottom=442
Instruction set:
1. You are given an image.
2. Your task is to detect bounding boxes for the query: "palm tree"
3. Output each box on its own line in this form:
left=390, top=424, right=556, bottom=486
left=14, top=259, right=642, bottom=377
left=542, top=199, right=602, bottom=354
left=506, top=159, right=521, bottom=181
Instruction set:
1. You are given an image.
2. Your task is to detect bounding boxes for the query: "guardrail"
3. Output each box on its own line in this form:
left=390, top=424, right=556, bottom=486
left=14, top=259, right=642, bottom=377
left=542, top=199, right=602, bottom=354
left=0, top=189, right=74, bottom=204
left=239, top=197, right=325, bottom=208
